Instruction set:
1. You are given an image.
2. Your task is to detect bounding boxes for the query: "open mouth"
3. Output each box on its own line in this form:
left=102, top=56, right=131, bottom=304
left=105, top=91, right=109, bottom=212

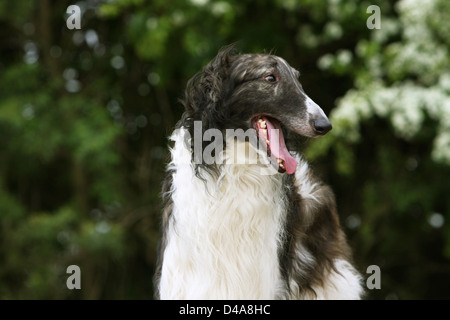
left=252, top=116, right=298, bottom=174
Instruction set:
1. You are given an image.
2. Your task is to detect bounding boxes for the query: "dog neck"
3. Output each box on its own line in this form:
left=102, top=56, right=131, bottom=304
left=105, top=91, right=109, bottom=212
left=159, top=128, right=288, bottom=299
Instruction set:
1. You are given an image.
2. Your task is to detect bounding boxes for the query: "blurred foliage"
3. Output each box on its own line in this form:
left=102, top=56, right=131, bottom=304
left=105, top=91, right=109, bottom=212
left=0, top=0, right=448, bottom=299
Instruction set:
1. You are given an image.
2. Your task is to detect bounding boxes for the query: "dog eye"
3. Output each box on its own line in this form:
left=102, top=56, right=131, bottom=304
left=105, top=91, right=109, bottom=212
left=264, top=74, right=277, bottom=82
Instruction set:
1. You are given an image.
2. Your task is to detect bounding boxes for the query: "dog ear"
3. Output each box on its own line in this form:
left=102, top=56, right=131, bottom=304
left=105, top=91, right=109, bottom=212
left=180, top=44, right=237, bottom=178
left=183, top=44, right=237, bottom=116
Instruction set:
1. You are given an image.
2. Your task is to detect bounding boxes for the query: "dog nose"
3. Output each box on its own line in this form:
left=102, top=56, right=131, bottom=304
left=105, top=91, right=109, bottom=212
left=313, top=118, right=332, bottom=135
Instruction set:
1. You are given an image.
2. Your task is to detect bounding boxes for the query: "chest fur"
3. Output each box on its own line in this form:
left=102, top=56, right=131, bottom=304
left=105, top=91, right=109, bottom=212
left=159, top=132, right=287, bottom=299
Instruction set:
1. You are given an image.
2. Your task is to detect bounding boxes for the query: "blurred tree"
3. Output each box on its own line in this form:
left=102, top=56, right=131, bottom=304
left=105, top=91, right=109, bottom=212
left=308, top=0, right=450, bottom=299
left=0, top=0, right=448, bottom=299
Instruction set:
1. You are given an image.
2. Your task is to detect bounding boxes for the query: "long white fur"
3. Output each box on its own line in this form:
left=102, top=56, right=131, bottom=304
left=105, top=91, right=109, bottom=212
left=309, top=259, right=363, bottom=300
left=159, top=128, right=362, bottom=299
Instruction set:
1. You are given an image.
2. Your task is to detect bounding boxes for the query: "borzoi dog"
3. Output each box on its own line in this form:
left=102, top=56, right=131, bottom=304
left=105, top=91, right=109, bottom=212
left=154, top=46, right=363, bottom=299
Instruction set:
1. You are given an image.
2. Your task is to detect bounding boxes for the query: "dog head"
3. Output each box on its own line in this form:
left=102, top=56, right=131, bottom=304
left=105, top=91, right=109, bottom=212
left=182, top=45, right=331, bottom=174
left=228, top=54, right=331, bottom=136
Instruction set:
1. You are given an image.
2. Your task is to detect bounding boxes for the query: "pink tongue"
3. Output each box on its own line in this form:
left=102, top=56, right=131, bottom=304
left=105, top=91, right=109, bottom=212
left=262, top=117, right=297, bottom=174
